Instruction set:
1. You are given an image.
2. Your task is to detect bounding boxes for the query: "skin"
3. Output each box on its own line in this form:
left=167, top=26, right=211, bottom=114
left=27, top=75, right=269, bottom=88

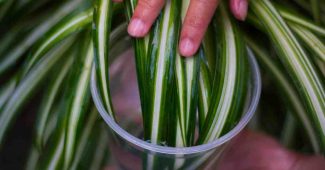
left=113, top=0, right=248, bottom=57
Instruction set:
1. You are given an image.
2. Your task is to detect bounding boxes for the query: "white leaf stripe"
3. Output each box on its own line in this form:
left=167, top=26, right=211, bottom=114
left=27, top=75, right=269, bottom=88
left=175, top=0, right=200, bottom=146
left=0, top=37, right=75, bottom=145
left=148, top=0, right=179, bottom=144
left=199, top=5, right=247, bottom=143
left=93, top=0, right=115, bottom=118
left=0, top=0, right=83, bottom=75
left=23, top=8, right=93, bottom=76
left=246, top=38, right=321, bottom=153
left=125, top=0, right=150, bottom=136
left=64, top=41, right=94, bottom=169
left=251, top=0, right=325, bottom=147
left=198, top=53, right=212, bottom=131
left=291, top=24, right=325, bottom=62
left=35, top=54, right=73, bottom=149
left=279, top=9, right=325, bottom=37
left=70, top=108, right=99, bottom=170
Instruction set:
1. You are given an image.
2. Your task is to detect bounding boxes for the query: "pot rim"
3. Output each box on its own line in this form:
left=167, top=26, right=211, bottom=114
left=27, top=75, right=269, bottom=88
left=91, top=47, right=261, bottom=155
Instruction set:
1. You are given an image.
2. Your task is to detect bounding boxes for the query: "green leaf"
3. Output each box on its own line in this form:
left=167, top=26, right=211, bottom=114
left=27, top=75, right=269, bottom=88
left=198, top=5, right=248, bottom=144
left=63, top=38, right=93, bottom=169
left=310, top=0, right=320, bottom=23
left=22, top=8, right=93, bottom=76
left=175, top=0, right=200, bottom=146
left=35, top=53, right=73, bottom=150
left=70, top=107, right=99, bottom=170
left=146, top=0, right=181, bottom=144
left=290, top=24, right=325, bottom=62
left=0, top=0, right=86, bottom=76
left=125, top=0, right=150, bottom=134
left=0, top=37, right=75, bottom=146
left=246, top=37, right=322, bottom=153
left=251, top=0, right=325, bottom=152
left=87, top=126, right=109, bottom=170
left=93, top=0, right=115, bottom=118
left=0, top=76, right=16, bottom=109
left=279, top=8, right=325, bottom=37
left=198, top=52, right=212, bottom=132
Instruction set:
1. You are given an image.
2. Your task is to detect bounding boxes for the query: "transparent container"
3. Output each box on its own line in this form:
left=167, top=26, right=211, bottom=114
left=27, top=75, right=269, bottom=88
left=91, top=40, right=261, bottom=169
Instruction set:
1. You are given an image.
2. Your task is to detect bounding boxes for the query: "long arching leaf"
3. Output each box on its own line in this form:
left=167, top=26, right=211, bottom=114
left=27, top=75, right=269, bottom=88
left=93, top=0, right=115, bottom=118
left=0, top=0, right=84, bottom=76
left=251, top=0, right=325, bottom=152
left=0, top=37, right=75, bottom=146
left=246, top=37, right=322, bottom=153
left=22, top=8, right=93, bottom=76
left=198, top=5, right=248, bottom=144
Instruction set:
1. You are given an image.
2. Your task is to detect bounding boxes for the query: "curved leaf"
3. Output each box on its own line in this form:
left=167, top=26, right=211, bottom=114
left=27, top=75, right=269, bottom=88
left=93, top=0, right=115, bottom=118
left=251, top=0, right=325, bottom=152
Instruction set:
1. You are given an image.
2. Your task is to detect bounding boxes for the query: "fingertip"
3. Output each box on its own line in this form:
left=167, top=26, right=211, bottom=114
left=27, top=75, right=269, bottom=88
left=230, top=0, right=248, bottom=21
left=179, top=38, right=197, bottom=57
left=127, top=18, right=149, bottom=37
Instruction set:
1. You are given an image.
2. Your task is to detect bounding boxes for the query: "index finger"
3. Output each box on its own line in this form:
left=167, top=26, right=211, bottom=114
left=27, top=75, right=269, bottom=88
left=179, top=0, right=219, bottom=57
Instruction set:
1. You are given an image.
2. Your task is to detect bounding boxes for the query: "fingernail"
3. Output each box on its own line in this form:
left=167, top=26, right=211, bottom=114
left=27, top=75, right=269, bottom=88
left=180, top=38, right=194, bottom=57
left=128, top=18, right=146, bottom=37
left=236, top=0, right=248, bottom=21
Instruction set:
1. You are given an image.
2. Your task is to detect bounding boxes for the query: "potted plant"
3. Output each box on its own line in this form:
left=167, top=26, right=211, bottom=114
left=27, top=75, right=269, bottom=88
left=0, top=0, right=323, bottom=169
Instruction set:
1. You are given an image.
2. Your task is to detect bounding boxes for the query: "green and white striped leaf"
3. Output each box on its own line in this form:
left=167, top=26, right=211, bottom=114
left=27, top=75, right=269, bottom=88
left=198, top=51, right=212, bottom=132
left=93, top=0, right=115, bottom=118
left=246, top=37, right=322, bottom=153
left=63, top=39, right=93, bottom=169
left=146, top=0, right=181, bottom=144
left=198, top=5, right=248, bottom=144
left=70, top=107, right=99, bottom=170
left=35, top=55, right=73, bottom=150
left=22, top=8, right=93, bottom=76
left=290, top=24, right=325, bottom=62
left=0, top=37, right=75, bottom=146
left=279, top=8, right=325, bottom=37
left=175, top=0, right=200, bottom=146
left=202, top=25, right=217, bottom=72
left=0, top=0, right=84, bottom=76
left=198, top=30, right=215, bottom=131
left=251, top=0, right=325, bottom=152
left=38, top=119, right=66, bottom=170
left=248, top=9, right=325, bottom=63
left=125, top=0, right=151, bottom=132
left=0, top=76, right=16, bottom=109
left=26, top=99, right=64, bottom=170
left=87, top=126, right=109, bottom=170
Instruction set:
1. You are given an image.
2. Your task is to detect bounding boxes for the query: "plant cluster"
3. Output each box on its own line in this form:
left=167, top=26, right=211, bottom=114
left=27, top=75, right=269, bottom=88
left=0, top=0, right=324, bottom=169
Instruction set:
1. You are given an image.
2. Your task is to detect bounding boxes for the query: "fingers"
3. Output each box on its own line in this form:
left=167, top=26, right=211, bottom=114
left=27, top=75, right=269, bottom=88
left=230, top=0, right=248, bottom=21
left=127, top=0, right=165, bottom=37
left=179, top=0, right=219, bottom=57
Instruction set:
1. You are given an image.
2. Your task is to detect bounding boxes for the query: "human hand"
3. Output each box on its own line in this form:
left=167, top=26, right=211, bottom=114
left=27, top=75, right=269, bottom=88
left=215, top=130, right=325, bottom=170
left=113, top=0, right=248, bottom=57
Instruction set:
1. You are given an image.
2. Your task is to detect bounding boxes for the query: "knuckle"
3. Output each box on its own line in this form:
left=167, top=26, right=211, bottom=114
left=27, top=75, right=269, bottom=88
left=185, top=15, right=206, bottom=29
left=195, top=0, right=217, bottom=6
left=138, top=0, right=163, bottom=10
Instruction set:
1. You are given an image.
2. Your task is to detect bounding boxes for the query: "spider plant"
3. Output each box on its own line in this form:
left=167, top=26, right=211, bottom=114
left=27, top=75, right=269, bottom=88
left=0, top=0, right=324, bottom=169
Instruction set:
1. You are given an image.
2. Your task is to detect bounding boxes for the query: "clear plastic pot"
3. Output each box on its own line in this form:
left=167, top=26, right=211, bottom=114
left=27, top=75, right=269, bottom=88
left=91, top=41, right=261, bottom=169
